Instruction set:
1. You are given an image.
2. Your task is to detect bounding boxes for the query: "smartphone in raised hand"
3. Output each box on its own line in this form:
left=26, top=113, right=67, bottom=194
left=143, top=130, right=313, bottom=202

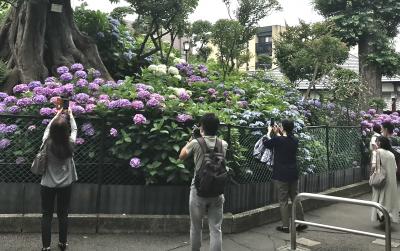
left=62, top=98, right=69, bottom=110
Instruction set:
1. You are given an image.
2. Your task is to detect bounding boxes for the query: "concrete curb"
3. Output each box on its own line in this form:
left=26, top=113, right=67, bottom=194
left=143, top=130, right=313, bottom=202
left=0, top=181, right=370, bottom=234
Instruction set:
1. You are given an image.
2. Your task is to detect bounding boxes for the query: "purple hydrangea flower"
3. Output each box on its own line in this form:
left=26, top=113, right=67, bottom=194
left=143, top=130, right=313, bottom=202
left=103, top=81, right=118, bottom=89
left=108, top=99, right=131, bottom=109
left=40, top=107, right=56, bottom=116
left=93, top=70, right=101, bottom=78
left=28, top=125, right=36, bottom=131
left=5, top=124, right=17, bottom=134
left=0, top=103, right=6, bottom=113
left=150, top=93, right=165, bottom=102
left=97, top=99, right=110, bottom=106
left=0, top=92, right=8, bottom=101
left=51, top=87, right=63, bottom=96
left=129, top=157, right=141, bottom=168
left=137, top=90, right=151, bottom=100
left=131, top=100, right=144, bottom=110
left=178, top=90, right=190, bottom=102
left=75, top=70, right=87, bottom=79
left=44, top=81, right=61, bottom=89
left=74, top=93, right=90, bottom=104
left=82, top=123, right=95, bottom=136
left=75, top=138, right=85, bottom=145
left=146, top=98, right=160, bottom=108
left=33, top=87, right=45, bottom=96
left=207, top=88, right=216, bottom=95
left=223, top=91, right=229, bottom=97
left=15, top=157, right=25, bottom=165
left=176, top=114, right=193, bottom=123
left=99, top=94, right=109, bottom=100
left=71, top=63, right=84, bottom=72
left=60, top=73, right=73, bottom=82
left=110, top=128, right=118, bottom=137
left=28, top=81, right=42, bottom=90
left=238, top=100, right=248, bottom=108
left=57, top=66, right=69, bottom=75
left=94, top=78, right=104, bottom=86
left=198, top=97, right=205, bottom=103
left=71, top=105, right=85, bottom=115
left=45, top=77, right=57, bottom=83
left=16, top=98, right=33, bottom=107
left=368, top=108, right=377, bottom=115
left=85, top=104, right=96, bottom=113
left=133, top=114, right=147, bottom=125
left=7, top=105, right=21, bottom=114
left=88, top=83, right=100, bottom=91
left=0, top=123, right=6, bottom=134
left=135, top=83, right=152, bottom=91
left=63, top=84, right=74, bottom=95
left=13, top=84, right=29, bottom=94
left=0, top=139, right=11, bottom=150
left=76, top=79, right=88, bottom=88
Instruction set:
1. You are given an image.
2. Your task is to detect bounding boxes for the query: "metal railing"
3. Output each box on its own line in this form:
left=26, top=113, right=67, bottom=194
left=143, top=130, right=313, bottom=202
left=291, top=193, right=391, bottom=251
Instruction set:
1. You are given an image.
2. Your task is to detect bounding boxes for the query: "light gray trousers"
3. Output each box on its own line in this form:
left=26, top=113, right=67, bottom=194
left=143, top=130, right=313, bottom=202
left=189, top=187, right=224, bottom=251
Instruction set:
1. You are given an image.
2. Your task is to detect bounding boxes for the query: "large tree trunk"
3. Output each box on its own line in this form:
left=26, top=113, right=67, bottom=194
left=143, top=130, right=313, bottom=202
left=358, top=37, right=382, bottom=100
left=0, top=0, right=111, bottom=93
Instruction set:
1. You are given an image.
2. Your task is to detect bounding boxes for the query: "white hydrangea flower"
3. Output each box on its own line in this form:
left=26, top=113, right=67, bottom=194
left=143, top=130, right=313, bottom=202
left=157, top=64, right=167, bottom=71
left=168, top=66, right=180, bottom=76
left=170, top=53, right=176, bottom=59
left=148, top=64, right=157, bottom=72
left=174, top=75, right=182, bottom=81
left=173, top=58, right=186, bottom=65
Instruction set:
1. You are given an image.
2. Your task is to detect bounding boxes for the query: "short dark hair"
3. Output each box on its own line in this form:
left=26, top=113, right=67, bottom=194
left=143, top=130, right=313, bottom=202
left=373, top=124, right=382, bottom=134
left=377, top=136, right=392, bottom=151
left=282, top=119, right=294, bottom=134
left=382, top=121, right=394, bottom=134
left=200, top=113, right=220, bottom=136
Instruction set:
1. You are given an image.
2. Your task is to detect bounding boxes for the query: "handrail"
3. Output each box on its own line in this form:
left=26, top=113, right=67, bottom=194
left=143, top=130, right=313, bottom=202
left=291, top=193, right=391, bottom=251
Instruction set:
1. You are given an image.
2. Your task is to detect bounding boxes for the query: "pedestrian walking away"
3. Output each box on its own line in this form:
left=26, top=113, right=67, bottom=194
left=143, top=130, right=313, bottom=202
left=39, top=108, right=78, bottom=251
left=179, top=113, right=228, bottom=251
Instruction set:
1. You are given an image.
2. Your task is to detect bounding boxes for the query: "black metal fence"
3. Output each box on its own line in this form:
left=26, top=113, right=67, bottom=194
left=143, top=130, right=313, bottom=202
left=0, top=115, right=363, bottom=186
left=0, top=114, right=365, bottom=214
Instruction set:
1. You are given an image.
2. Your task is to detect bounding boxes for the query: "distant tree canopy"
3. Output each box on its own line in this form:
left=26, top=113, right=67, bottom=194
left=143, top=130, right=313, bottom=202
left=275, top=21, right=349, bottom=98
left=314, top=0, right=400, bottom=98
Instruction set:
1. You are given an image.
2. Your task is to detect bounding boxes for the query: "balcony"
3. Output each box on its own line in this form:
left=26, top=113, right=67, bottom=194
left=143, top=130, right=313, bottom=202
left=256, top=42, right=272, bottom=55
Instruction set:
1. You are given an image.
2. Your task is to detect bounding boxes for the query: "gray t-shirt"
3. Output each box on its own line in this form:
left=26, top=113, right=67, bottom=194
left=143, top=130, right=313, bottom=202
left=186, top=136, right=228, bottom=186
left=41, top=114, right=78, bottom=188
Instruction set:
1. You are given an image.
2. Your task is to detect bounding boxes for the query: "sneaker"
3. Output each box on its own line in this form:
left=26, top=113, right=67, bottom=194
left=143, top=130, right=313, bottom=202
left=58, top=243, right=68, bottom=251
left=41, top=248, right=51, bottom=251
left=276, top=226, right=290, bottom=233
left=296, top=224, right=308, bottom=231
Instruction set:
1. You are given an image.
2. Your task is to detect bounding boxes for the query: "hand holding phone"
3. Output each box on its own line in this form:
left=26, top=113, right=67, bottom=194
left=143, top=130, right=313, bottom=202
left=62, top=98, right=69, bottom=110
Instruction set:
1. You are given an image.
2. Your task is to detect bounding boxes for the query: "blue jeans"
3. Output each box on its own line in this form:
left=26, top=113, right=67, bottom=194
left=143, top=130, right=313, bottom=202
left=189, top=186, right=224, bottom=251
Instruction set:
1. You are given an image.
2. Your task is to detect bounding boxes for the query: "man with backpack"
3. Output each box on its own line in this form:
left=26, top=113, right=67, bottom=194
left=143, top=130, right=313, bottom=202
left=179, top=113, right=228, bottom=251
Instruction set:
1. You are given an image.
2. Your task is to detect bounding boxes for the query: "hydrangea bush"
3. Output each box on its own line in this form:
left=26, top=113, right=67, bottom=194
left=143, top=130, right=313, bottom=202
left=0, top=61, right=327, bottom=184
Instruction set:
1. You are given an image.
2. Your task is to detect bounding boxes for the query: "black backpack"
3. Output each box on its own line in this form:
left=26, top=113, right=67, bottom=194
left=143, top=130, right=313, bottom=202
left=194, top=137, right=228, bottom=197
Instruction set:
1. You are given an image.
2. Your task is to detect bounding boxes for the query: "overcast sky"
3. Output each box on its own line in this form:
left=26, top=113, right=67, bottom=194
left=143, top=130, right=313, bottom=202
left=71, top=0, right=400, bottom=52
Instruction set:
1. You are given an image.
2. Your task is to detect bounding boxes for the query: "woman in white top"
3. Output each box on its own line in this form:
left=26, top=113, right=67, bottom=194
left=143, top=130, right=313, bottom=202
left=41, top=108, right=78, bottom=251
left=370, top=136, right=399, bottom=224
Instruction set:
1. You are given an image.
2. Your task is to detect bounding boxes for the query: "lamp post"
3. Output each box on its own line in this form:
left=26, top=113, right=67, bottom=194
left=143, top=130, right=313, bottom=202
left=183, top=41, right=190, bottom=63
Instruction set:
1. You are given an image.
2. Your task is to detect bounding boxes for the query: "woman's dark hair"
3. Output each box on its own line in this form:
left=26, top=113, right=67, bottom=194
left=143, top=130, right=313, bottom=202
left=49, top=117, right=73, bottom=160
left=382, top=121, right=394, bottom=134
left=373, top=124, right=382, bottom=134
left=377, top=136, right=392, bottom=151
left=200, top=113, right=220, bottom=136
left=282, top=119, right=294, bottom=135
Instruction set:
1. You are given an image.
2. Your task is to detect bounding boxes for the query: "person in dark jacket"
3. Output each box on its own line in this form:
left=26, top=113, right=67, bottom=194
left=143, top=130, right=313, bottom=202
left=263, top=119, right=307, bottom=233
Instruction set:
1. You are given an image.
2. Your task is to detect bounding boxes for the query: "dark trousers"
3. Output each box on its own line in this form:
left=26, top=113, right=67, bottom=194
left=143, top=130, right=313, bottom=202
left=275, top=180, right=304, bottom=227
left=41, top=185, right=72, bottom=248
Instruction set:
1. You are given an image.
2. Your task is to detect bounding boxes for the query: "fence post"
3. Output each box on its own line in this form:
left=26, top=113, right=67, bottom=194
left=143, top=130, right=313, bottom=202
left=95, top=119, right=106, bottom=231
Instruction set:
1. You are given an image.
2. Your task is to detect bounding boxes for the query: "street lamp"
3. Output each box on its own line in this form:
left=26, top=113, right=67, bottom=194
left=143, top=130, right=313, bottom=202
left=183, top=41, right=190, bottom=63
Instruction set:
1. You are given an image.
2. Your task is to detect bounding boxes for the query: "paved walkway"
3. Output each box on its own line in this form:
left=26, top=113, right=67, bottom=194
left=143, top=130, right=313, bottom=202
left=1, top=193, right=399, bottom=251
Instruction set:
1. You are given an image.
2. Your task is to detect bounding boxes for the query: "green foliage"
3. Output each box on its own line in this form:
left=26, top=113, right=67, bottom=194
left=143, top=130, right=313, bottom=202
left=212, top=19, right=244, bottom=79
left=314, top=0, right=400, bottom=77
left=257, top=54, right=272, bottom=69
left=329, top=68, right=365, bottom=111
left=191, top=20, right=213, bottom=62
left=74, top=3, right=109, bottom=37
left=369, top=98, right=386, bottom=112
left=274, top=21, right=349, bottom=96
left=0, top=1, right=9, bottom=23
